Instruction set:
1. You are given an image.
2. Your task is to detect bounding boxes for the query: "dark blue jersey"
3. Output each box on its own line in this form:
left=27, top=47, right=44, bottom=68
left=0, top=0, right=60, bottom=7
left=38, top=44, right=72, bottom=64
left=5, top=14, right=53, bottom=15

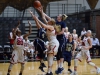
left=65, top=40, right=74, bottom=52
left=56, top=21, right=66, bottom=39
left=37, top=28, right=46, bottom=40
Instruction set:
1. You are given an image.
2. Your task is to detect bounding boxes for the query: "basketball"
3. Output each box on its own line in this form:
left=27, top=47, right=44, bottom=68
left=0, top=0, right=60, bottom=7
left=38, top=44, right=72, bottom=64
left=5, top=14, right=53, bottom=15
left=33, top=0, right=41, bottom=8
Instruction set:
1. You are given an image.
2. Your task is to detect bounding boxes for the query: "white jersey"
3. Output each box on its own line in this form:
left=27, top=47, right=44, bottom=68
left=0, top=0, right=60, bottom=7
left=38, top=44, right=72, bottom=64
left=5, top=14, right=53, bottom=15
left=46, top=29, right=57, bottom=41
left=29, top=42, right=35, bottom=51
left=76, top=41, right=82, bottom=50
left=10, top=35, right=25, bottom=64
left=23, top=39, right=30, bottom=51
left=13, top=35, right=24, bottom=50
left=75, top=37, right=91, bottom=62
left=83, top=37, right=90, bottom=48
left=46, top=29, right=59, bottom=55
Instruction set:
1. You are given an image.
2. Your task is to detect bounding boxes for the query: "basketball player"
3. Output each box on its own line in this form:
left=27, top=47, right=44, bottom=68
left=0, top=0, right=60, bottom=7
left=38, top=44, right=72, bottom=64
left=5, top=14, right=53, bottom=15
left=23, top=37, right=30, bottom=60
left=7, top=21, right=32, bottom=75
left=29, top=41, right=35, bottom=60
left=76, top=36, right=82, bottom=51
left=70, top=30, right=100, bottom=75
left=9, top=28, right=14, bottom=50
left=29, top=10, right=59, bottom=75
left=55, top=14, right=67, bottom=74
left=63, top=34, right=75, bottom=74
left=29, top=10, right=47, bottom=72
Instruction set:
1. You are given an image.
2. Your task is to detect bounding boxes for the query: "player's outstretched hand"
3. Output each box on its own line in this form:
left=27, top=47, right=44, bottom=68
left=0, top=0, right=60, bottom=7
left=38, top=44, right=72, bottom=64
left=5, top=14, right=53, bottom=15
left=36, top=6, right=43, bottom=13
left=28, top=21, right=32, bottom=26
left=29, top=10, right=34, bottom=15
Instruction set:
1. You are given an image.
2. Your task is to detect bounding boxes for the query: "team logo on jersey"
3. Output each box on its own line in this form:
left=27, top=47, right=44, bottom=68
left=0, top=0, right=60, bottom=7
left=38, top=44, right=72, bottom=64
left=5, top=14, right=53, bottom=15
left=66, top=43, right=73, bottom=52
left=17, top=38, right=23, bottom=45
left=54, top=24, right=61, bottom=33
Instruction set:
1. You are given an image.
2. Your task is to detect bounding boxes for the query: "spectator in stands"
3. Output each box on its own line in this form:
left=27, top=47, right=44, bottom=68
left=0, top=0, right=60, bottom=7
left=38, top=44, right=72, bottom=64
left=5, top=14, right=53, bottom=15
left=90, top=34, right=100, bottom=56
left=81, top=28, right=87, bottom=40
left=81, top=28, right=86, bottom=36
left=72, top=29, right=78, bottom=42
left=64, top=27, right=70, bottom=39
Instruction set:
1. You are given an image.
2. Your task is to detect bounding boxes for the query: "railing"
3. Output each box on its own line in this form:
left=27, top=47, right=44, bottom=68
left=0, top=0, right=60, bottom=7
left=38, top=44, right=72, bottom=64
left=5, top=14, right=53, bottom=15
left=0, top=3, right=81, bottom=17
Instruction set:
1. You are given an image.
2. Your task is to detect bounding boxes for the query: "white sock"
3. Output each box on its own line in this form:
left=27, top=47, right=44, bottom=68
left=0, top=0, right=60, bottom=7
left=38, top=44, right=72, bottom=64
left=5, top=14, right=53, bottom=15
left=57, top=61, right=60, bottom=68
left=88, top=62, right=97, bottom=69
left=45, top=54, right=47, bottom=58
left=8, top=64, right=14, bottom=73
left=60, top=61, right=63, bottom=68
left=47, top=54, right=53, bottom=73
left=60, top=58, right=64, bottom=68
left=48, top=67, right=51, bottom=73
left=74, top=59, right=78, bottom=66
left=20, top=64, right=24, bottom=73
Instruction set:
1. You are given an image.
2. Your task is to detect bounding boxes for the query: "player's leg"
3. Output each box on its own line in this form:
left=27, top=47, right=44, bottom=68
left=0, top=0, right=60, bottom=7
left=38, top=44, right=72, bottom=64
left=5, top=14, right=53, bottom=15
left=39, top=40, right=46, bottom=67
left=46, top=42, right=59, bottom=75
left=19, top=63, right=25, bottom=75
left=37, top=40, right=46, bottom=72
left=70, top=51, right=82, bottom=75
left=7, top=64, right=14, bottom=75
left=68, top=61, right=72, bottom=73
left=46, top=53, right=54, bottom=75
left=86, top=51, right=100, bottom=74
left=7, top=50, right=18, bottom=75
left=18, top=48, right=25, bottom=75
left=67, top=53, right=72, bottom=73
left=38, top=53, right=46, bottom=72
left=55, top=46, right=64, bottom=74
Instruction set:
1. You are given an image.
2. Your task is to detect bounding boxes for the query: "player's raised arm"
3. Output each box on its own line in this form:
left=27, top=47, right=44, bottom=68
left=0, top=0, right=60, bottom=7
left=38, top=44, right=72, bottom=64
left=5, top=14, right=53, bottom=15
left=37, top=6, right=51, bottom=24
left=29, top=10, right=42, bottom=29
left=23, top=21, right=32, bottom=39
left=12, top=21, right=20, bottom=39
left=35, top=16, right=53, bottom=31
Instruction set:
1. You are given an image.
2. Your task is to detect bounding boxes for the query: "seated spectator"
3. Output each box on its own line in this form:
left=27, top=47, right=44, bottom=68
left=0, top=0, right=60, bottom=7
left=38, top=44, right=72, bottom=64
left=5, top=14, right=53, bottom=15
left=90, top=35, right=100, bottom=56
left=81, top=28, right=87, bottom=36
left=81, top=28, right=87, bottom=40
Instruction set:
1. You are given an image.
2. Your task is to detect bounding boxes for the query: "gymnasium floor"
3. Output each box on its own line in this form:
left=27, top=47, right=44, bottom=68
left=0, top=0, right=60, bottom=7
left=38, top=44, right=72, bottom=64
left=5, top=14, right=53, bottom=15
left=0, top=59, right=100, bottom=75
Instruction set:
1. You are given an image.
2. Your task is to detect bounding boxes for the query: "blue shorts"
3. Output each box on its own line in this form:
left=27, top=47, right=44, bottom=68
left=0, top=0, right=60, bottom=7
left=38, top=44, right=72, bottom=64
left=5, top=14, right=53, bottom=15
left=33, top=38, right=46, bottom=59
left=63, top=51, right=72, bottom=62
left=56, top=37, right=66, bottom=60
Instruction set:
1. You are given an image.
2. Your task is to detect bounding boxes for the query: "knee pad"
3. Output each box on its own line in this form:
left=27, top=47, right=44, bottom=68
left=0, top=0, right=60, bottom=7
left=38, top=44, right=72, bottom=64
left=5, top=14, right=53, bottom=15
left=74, top=59, right=78, bottom=66
left=88, top=62, right=95, bottom=67
left=8, top=64, right=14, bottom=70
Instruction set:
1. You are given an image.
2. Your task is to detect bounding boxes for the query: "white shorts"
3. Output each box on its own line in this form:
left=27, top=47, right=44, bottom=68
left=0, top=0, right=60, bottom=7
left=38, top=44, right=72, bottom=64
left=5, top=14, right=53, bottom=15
left=48, top=39, right=59, bottom=55
left=75, top=50, right=91, bottom=62
left=10, top=49, right=25, bottom=64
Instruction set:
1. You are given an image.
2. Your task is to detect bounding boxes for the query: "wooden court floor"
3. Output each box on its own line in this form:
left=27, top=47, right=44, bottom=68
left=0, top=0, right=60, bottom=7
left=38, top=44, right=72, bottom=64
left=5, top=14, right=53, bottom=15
left=0, top=59, right=100, bottom=75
